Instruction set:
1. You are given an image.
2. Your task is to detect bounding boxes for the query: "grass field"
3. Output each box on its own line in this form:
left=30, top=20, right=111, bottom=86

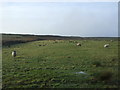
left=2, top=39, right=119, bottom=88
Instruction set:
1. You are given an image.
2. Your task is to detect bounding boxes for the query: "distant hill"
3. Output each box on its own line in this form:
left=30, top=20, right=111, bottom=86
left=1, top=33, right=118, bottom=47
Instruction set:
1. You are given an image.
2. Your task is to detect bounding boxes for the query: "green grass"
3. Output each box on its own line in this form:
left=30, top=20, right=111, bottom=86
left=2, top=40, right=119, bottom=88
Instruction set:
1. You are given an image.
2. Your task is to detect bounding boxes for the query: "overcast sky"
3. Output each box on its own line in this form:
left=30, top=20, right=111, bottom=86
left=1, top=2, right=118, bottom=37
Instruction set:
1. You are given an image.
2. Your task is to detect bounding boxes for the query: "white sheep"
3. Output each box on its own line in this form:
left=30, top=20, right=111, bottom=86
left=12, top=51, right=16, bottom=57
left=104, top=44, right=109, bottom=48
left=76, top=43, right=81, bottom=46
left=110, top=40, right=113, bottom=42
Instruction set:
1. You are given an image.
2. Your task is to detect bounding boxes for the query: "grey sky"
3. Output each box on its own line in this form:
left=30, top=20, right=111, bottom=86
left=1, top=2, right=118, bottom=37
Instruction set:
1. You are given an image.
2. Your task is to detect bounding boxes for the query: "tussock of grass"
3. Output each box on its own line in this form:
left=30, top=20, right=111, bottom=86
left=92, top=61, right=102, bottom=67
left=93, top=70, right=113, bottom=82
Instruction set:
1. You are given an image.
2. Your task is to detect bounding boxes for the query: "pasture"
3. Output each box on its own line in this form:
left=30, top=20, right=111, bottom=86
left=2, top=39, right=119, bottom=88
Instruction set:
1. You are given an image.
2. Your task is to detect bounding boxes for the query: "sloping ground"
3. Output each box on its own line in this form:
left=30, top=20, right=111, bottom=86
left=2, top=34, right=42, bottom=47
left=2, top=40, right=119, bottom=88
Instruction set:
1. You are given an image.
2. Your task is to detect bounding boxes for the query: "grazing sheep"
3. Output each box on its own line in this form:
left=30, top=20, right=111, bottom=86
left=110, top=40, right=113, bottom=42
left=76, top=43, right=81, bottom=46
left=12, top=51, right=16, bottom=57
left=104, top=44, right=109, bottom=48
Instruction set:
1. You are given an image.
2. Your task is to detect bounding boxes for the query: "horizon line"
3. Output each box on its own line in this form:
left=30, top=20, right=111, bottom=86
left=0, top=33, right=119, bottom=37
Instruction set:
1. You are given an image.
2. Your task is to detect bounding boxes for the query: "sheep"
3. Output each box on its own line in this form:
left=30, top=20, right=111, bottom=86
left=76, top=43, right=81, bottom=46
left=12, top=51, right=16, bottom=57
left=110, top=40, right=113, bottom=42
left=104, top=44, right=109, bottom=48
